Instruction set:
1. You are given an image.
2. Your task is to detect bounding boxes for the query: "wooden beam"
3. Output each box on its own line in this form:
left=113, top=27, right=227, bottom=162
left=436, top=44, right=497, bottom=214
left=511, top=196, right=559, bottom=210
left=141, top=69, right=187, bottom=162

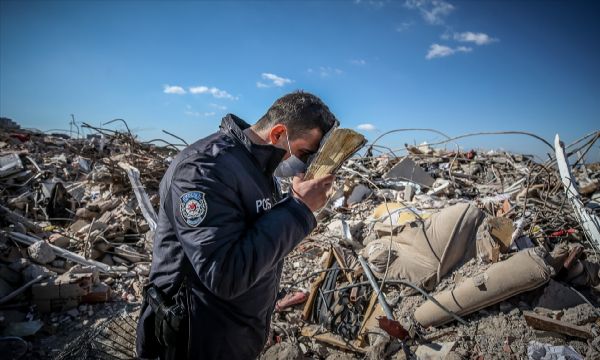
left=302, top=250, right=334, bottom=321
left=523, top=311, right=593, bottom=339
left=300, top=326, right=367, bottom=354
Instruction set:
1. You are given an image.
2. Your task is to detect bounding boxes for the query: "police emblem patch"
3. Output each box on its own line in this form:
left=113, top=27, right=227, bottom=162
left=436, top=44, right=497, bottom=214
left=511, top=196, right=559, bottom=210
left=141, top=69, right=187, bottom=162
left=180, top=191, right=207, bottom=227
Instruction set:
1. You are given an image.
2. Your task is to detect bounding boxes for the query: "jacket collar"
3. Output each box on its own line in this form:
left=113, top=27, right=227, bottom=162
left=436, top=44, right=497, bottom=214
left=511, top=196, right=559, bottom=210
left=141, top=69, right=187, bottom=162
left=220, top=114, right=286, bottom=175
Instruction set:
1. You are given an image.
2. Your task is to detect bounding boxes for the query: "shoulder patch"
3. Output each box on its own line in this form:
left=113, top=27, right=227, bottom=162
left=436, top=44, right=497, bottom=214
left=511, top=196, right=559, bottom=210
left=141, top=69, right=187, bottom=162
left=180, top=191, right=207, bottom=227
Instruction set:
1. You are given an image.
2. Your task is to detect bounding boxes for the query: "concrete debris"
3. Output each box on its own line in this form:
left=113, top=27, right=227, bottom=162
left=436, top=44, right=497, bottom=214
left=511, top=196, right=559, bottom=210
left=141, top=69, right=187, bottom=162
left=346, top=184, right=372, bottom=206
left=0, top=119, right=171, bottom=357
left=527, top=341, right=583, bottom=360
left=415, top=341, right=456, bottom=359
left=0, top=153, right=24, bottom=178
left=265, top=130, right=600, bottom=359
left=383, top=156, right=435, bottom=188
left=262, top=342, right=302, bottom=360
left=27, top=241, right=56, bottom=264
left=1, top=120, right=599, bottom=359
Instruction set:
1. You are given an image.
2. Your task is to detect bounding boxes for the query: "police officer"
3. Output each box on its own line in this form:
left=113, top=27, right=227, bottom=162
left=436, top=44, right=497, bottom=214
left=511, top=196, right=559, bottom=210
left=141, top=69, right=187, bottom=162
left=136, top=91, right=337, bottom=359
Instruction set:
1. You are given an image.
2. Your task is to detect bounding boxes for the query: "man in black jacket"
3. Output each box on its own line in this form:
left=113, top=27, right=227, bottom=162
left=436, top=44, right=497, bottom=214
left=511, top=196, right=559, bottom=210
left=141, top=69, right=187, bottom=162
left=136, top=91, right=337, bottom=359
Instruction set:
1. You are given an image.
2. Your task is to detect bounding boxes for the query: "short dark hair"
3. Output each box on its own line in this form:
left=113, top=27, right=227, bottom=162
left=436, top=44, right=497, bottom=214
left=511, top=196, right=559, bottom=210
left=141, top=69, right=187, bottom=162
left=255, top=91, right=338, bottom=139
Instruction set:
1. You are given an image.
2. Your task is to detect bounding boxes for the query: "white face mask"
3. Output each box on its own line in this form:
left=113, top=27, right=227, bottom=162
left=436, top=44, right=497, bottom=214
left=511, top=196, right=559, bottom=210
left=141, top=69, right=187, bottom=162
left=274, top=130, right=307, bottom=177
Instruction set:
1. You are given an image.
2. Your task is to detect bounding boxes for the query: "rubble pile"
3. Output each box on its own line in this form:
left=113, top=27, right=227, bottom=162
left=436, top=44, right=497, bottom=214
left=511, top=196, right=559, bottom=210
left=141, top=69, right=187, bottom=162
left=269, top=137, right=600, bottom=359
left=0, top=117, right=599, bottom=359
left=0, top=120, right=175, bottom=358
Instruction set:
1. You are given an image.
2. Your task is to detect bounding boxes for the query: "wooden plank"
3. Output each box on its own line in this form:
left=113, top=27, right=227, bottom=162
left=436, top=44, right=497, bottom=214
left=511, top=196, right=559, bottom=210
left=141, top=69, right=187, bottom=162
left=302, top=250, right=334, bottom=321
left=356, top=292, right=382, bottom=346
left=300, top=326, right=367, bottom=354
left=523, top=311, right=593, bottom=339
left=331, top=245, right=353, bottom=283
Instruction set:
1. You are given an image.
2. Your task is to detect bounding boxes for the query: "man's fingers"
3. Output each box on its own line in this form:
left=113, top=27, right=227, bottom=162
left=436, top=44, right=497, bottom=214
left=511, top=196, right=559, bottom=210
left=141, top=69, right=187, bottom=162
left=292, top=175, right=303, bottom=186
left=317, top=175, right=335, bottom=187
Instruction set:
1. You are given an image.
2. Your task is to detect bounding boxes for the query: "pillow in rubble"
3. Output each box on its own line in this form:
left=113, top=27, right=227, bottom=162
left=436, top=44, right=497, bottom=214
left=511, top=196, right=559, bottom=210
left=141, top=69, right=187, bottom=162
left=361, top=202, right=484, bottom=291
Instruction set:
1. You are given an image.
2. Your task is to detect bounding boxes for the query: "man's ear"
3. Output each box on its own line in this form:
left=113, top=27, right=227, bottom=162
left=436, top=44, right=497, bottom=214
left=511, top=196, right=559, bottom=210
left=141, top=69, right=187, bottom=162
left=268, top=124, right=287, bottom=145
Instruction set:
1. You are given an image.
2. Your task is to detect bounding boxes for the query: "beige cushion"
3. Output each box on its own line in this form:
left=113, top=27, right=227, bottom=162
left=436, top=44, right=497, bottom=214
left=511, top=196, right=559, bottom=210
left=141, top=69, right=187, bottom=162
left=414, top=247, right=553, bottom=327
left=362, top=203, right=484, bottom=290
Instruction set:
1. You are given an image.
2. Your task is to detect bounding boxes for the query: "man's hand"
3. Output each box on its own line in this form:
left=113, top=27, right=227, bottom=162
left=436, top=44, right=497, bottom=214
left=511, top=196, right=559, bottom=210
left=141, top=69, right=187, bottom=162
left=291, top=174, right=335, bottom=212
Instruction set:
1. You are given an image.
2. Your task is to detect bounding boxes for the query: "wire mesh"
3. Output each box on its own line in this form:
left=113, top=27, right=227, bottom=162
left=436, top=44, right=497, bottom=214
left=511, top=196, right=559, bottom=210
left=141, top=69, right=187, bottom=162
left=55, top=306, right=139, bottom=360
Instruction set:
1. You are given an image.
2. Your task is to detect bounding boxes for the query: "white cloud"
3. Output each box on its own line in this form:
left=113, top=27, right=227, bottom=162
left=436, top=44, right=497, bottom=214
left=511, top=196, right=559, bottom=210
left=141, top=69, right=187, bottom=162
left=184, top=105, right=217, bottom=118
left=189, top=86, right=209, bottom=94
left=189, top=86, right=237, bottom=100
left=209, top=103, right=227, bottom=110
left=404, top=0, right=454, bottom=25
left=184, top=110, right=201, bottom=117
left=426, top=43, right=471, bottom=59
left=357, top=123, right=377, bottom=131
left=259, top=73, right=293, bottom=87
left=262, top=73, right=293, bottom=87
left=354, top=0, right=388, bottom=8
left=395, top=21, right=413, bottom=32
left=163, top=85, right=186, bottom=94
left=453, top=31, right=498, bottom=45
left=349, top=59, right=367, bottom=66
left=318, top=66, right=343, bottom=77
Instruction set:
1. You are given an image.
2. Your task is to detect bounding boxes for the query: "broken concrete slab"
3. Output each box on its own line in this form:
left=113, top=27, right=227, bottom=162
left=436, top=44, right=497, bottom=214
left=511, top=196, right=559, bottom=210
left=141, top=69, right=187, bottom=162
left=383, top=157, right=435, bottom=188
left=69, top=219, right=90, bottom=233
left=527, top=341, right=583, bottom=360
left=9, top=232, right=112, bottom=273
left=346, top=184, right=372, bottom=206
left=0, top=153, right=24, bottom=178
left=415, top=342, right=456, bottom=360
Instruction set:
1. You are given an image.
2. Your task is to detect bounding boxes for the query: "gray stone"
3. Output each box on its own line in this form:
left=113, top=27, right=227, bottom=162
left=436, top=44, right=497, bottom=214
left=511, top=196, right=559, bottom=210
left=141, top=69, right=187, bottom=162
left=261, top=342, right=302, bottom=360
left=28, top=241, right=56, bottom=264
left=22, top=264, right=55, bottom=282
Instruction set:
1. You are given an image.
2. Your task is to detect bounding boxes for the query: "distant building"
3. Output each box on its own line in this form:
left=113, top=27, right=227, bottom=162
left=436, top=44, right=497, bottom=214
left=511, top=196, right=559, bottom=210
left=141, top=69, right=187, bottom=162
left=0, top=117, right=20, bottom=130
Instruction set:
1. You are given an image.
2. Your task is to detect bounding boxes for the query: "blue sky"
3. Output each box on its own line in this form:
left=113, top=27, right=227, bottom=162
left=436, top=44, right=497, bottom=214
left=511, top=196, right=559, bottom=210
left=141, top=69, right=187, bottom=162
left=1, top=0, right=599, bottom=161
